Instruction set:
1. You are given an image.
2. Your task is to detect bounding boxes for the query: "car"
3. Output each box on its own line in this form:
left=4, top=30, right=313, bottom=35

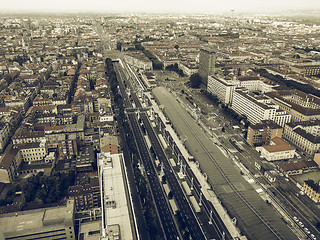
left=293, top=216, right=298, bottom=222
left=304, top=228, right=310, bottom=234
left=298, top=221, right=304, bottom=228
left=310, top=234, right=316, bottom=240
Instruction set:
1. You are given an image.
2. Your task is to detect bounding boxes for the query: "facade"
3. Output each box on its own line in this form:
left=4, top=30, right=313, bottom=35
left=199, top=48, right=216, bottom=86
left=125, top=51, right=153, bottom=70
left=266, top=90, right=320, bottom=122
left=291, top=65, right=320, bottom=76
left=232, top=89, right=277, bottom=125
left=0, top=122, right=10, bottom=153
left=0, top=145, right=23, bottom=183
left=278, top=160, right=318, bottom=176
left=0, top=200, right=75, bottom=240
left=16, top=140, right=48, bottom=164
left=247, top=121, right=283, bottom=146
left=12, top=128, right=45, bottom=145
left=256, top=137, right=295, bottom=161
left=207, top=76, right=236, bottom=104
left=303, top=180, right=320, bottom=203
left=283, top=120, right=320, bottom=155
left=237, top=76, right=261, bottom=92
left=69, top=179, right=100, bottom=211
left=274, top=110, right=292, bottom=127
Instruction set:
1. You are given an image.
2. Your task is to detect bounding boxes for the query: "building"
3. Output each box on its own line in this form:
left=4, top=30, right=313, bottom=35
left=199, top=48, right=216, bottom=86
left=207, top=76, right=236, bottom=104
left=256, top=137, right=295, bottom=161
left=16, top=140, right=48, bottom=164
left=0, top=145, right=23, bottom=183
left=125, top=51, right=153, bottom=70
left=283, top=120, right=320, bottom=155
left=291, top=64, right=320, bottom=76
left=266, top=90, right=320, bottom=122
left=303, top=180, right=320, bottom=202
left=274, top=109, right=292, bottom=127
left=247, top=121, right=283, bottom=146
left=0, top=200, right=75, bottom=240
left=98, top=152, right=134, bottom=240
left=0, top=122, right=10, bottom=153
left=12, top=128, right=45, bottom=145
left=68, top=179, right=100, bottom=211
left=231, top=89, right=277, bottom=125
left=278, top=160, right=318, bottom=176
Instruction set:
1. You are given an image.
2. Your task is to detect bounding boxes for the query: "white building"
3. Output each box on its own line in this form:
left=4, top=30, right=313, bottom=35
left=16, top=140, right=48, bottom=164
left=274, top=110, right=292, bottom=127
left=98, top=152, right=134, bottom=240
left=256, top=137, right=295, bottom=161
left=231, top=89, right=277, bottom=125
left=207, top=76, right=236, bottom=104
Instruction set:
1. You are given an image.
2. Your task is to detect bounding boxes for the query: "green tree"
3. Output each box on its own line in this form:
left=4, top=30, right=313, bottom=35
left=190, top=73, right=202, bottom=88
left=116, top=41, right=122, bottom=51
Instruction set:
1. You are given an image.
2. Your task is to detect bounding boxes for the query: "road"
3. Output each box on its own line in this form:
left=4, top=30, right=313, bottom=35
left=114, top=62, right=181, bottom=240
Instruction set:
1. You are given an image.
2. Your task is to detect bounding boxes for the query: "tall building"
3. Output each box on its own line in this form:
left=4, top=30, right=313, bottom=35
left=199, top=48, right=216, bottom=86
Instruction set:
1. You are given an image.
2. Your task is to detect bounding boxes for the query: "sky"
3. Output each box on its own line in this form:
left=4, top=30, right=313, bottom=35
left=1, top=0, right=320, bottom=14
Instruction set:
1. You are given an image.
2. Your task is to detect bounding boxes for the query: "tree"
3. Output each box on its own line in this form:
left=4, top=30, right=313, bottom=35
left=190, top=73, right=202, bottom=88
left=174, top=44, right=179, bottom=50
left=116, top=41, right=122, bottom=51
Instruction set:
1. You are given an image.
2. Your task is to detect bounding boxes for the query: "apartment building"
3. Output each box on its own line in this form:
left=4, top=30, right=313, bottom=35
left=283, top=120, right=320, bottom=155
left=207, top=76, right=236, bottom=104
left=16, top=140, right=48, bottom=164
left=247, top=120, right=283, bottom=146
left=266, top=90, right=320, bottom=122
left=303, top=180, right=320, bottom=203
left=231, top=89, right=277, bottom=125
left=0, top=145, right=23, bottom=183
left=125, top=51, right=153, bottom=70
left=12, top=128, right=45, bottom=145
left=291, top=65, right=320, bottom=76
left=68, top=179, right=100, bottom=211
left=0, top=122, right=10, bottom=153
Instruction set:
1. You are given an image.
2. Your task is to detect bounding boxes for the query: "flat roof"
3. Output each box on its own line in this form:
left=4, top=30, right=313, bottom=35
left=152, top=87, right=297, bottom=240
left=98, top=152, right=133, bottom=240
left=0, top=200, right=74, bottom=238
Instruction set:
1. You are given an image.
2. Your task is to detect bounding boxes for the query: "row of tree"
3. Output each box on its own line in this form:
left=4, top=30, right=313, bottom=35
left=105, top=58, right=119, bottom=94
left=255, top=68, right=320, bottom=98
left=134, top=42, right=164, bottom=70
left=201, top=90, right=220, bottom=105
left=165, top=63, right=184, bottom=77
left=189, top=73, right=202, bottom=88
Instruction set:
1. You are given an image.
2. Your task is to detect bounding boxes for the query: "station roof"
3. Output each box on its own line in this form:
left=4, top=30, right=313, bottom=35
left=152, top=87, right=297, bottom=240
